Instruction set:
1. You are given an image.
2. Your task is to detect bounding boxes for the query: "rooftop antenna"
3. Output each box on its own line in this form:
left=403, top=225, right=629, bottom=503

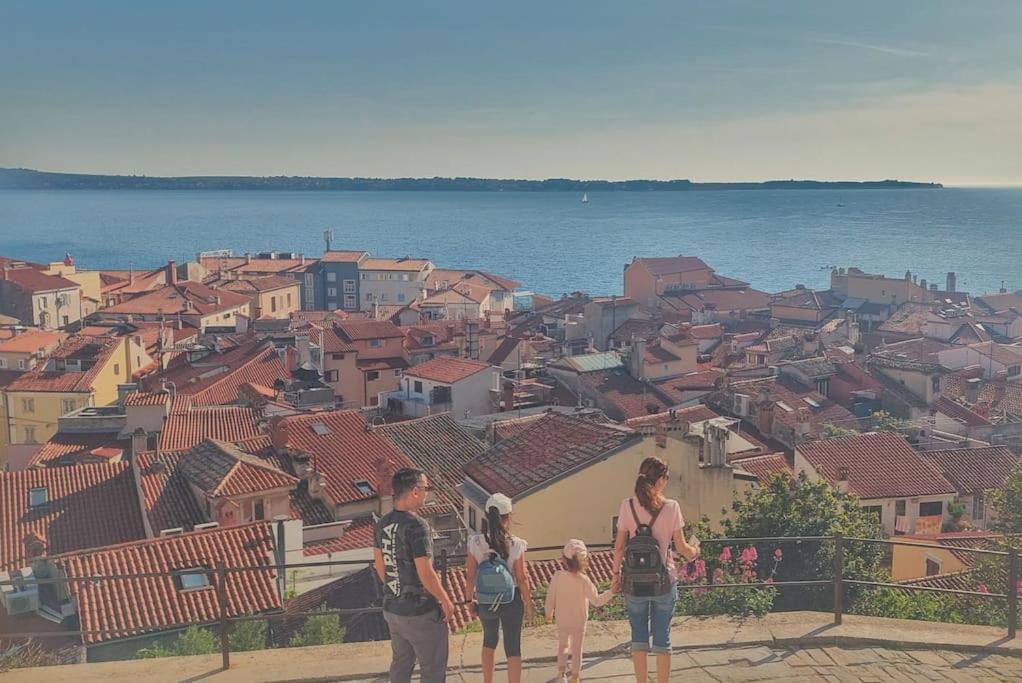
left=323, top=229, right=334, bottom=252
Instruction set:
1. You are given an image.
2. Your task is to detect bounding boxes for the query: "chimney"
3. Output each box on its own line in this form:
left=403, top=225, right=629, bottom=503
left=946, top=272, right=956, bottom=293
left=167, top=260, right=178, bottom=285
left=919, top=278, right=927, bottom=291
left=375, top=457, right=396, bottom=516
left=629, top=337, right=645, bottom=379
left=23, top=531, right=47, bottom=562
left=706, top=421, right=728, bottom=467
left=966, top=377, right=982, bottom=405
left=268, top=416, right=290, bottom=451
left=0, top=263, right=7, bottom=280
left=905, top=270, right=911, bottom=281
left=836, top=466, right=850, bottom=493
left=501, top=381, right=515, bottom=412
left=245, top=252, right=252, bottom=265
left=757, top=398, right=775, bottom=435
left=131, top=427, right=148, bottom=457
left=300, top=253, right=306, bottom=265
left=1001, top=280, right=1008, bottom=294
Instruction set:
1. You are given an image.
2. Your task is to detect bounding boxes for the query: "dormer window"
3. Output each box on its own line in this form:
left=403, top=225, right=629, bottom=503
left=175, top=567, right=212, bottom=591
left=353, top=480, right=375, bottom=497
left=28, top=486, right=49, bottom=508
left=421, top=335, right=434, bottom=346
left=369, top=339, right=381, bottom=348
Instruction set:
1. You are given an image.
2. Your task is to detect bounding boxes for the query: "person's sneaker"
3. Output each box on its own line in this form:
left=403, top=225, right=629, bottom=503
left=550, top=674, right=567, bottom=683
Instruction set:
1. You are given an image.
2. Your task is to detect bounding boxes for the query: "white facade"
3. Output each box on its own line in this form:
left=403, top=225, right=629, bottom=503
left=384, top=367, right=496, bottom=419
left=359, top=260, right=434, bottom=310
left=937, top=344, right=1022, bottom=380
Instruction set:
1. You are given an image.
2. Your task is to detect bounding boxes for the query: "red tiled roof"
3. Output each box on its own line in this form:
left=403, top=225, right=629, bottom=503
left=625, top=403, right=720, bottom=427
left=280, top=410, right=413, bottom=506
left=360, top=257, right=431, bottom=272
left=334, top=319, right=404, bottom=341
left=6, top=335, right=120, bottom=393
left=178, top=440, right=298, bottom=497
left=320, top=326, right=358, bottom=353
left=464, top=413, right=638, bottom=498
left=357, top=356, right=409, bottom=372
left=655, top=369, right=724, bottom=394
left=101, top=281, right=250, bottom=316
left=0, top=463, right=146, bottom=571
left=609, top=318, right=661, bottom=342
left=2, top=268, right=79, bottom=293
left=302, top=517, right=376, bottom=556
left=732, top=453, right=792, bottom=483
left=378, top=413, right=487, bottom=509
left=321, top=250, right=368, bottom=263
left=218, top=275, right=300, bottom=293
left=59, top=522, right=282, bottom=644
left=123, top=390, right=171, bottom=407
left=643, top=342, right=681, bottom=364
left=487, top=336, right=521, bottom=365
left=160, top=405, right=264, bottom=451
left=475, top=271, right=520, bottom=291
left=29, top=433, right=127, bottom=467
left=933, top=396, right=992, bottom=428
left=0, top=329, right=67, bottom=354
left=404, top=356, right=492, bottom=384
left=148, top=340, right=290, bottom=406
left=797, top=432, right=955, bottom=500
left=577, top=368, right=673, bottom=421
left=633, top=256, right=710, bottom=276
left=918, top=446, right=1020, bottom=495
left=135, top=449, right=208, bottom=533
left=667, top=288, right=772, bottom=313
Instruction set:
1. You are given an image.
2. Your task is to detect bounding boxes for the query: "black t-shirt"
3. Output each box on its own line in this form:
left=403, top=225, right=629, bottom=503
left=374, top=510, right=437, bottom=616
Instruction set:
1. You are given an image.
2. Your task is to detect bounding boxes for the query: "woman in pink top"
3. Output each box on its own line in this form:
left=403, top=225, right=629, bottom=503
left=544, top=539, right=618, bottom=682
left=612, top=456, right=700, bottom=683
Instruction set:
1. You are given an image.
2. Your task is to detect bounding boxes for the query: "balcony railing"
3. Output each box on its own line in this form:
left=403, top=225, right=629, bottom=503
left=1, top=534, right=1017, bottom=671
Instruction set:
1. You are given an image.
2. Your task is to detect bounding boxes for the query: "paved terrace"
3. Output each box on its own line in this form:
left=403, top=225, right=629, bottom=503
left=8, top=612, right=1022, bottom=682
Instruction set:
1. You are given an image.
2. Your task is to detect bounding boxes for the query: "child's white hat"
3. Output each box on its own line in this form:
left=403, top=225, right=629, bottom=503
left=563, top=538, right=588, bottom=559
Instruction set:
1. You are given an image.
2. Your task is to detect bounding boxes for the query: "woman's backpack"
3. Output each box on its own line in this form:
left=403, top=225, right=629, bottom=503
left=621, top=499, right=671, bottom=597
left=475, top=550, right=517, bottom=610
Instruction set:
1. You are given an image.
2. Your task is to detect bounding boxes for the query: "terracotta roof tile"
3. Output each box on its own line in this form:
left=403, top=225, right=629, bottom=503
left=404, top=357, right=492, bottom=384
left=464, top=413, right=638, bottom=498
left=123, top=390, right=172, bottom=407
left=100, top=281, right=250, bottom=316
left=918, top=446, right=1020, bottom=495
left=577, top=368, right=673, bottom=421
left=6, top=335, right=120, bottom=393
left=378, top=413, right=487, bottom=509
left=797, top=432, right=956, bottom=500
left=633, top=256, right=710, bottom=276
left=218, top=275, right=300, bottom=293
left=0, top=463, right=146, bottom=571
left=320, top=250, right=368, bottom=263
left=280, top=410, right=413, bottom=506
left=3, top=268, right=79, bottom=293
left=0, top=329, right=67, bottom=354
left=334, top=320, right=404, bottom=341
left=302, top=517, right=376, bottom=556
left=59, top=522, right=281, bottom=644
left=933, top=396, right=993, bottom=427
left=625, top=403, right=720, bottom=427
left=732, top=453, right=792, bottom=483
left=29, top=433, right=127, bottom=467
left=159, top=405, right=264, bottom=451
left=360, top=257, right=431, bottom=271
left=179, top=439, right=298, bottom=497
left=148, top=339, right=290, bottom=406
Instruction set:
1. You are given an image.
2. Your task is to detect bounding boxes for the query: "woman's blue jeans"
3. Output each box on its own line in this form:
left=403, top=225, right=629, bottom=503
left=625, top=583, right=677, bottom=654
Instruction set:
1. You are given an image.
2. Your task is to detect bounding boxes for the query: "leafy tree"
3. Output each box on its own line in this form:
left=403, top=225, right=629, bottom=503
left=990, top=459, right=1022, bottom=533
left=821, top=423, right=858, bottom=439
left=136, top=625, right=217, bottom=658
left=290, top=610, right=346, bottom=647
left=229, top=620, right=268, bottom=652
left=871, top=410, right=910, bottom=432
left=719, top=472, right=887, bottom=611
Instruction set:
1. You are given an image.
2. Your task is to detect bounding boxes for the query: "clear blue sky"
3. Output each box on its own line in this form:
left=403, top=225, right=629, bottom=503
left=2, top=1, right=1020, bottom=183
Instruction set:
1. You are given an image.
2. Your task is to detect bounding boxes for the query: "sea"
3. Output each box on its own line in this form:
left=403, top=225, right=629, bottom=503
left=0, top=188, right=1019, bottom=297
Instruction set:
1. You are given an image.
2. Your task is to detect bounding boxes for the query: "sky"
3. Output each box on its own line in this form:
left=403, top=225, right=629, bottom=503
left=2, top=1, right=1021, bottom=184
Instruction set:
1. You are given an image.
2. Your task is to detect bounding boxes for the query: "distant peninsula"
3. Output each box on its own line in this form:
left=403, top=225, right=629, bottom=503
left=0, top=168, right=942, bottom=192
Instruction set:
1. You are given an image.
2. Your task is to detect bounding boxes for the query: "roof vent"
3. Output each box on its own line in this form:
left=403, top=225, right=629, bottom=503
left=311, top=422, right=330, bottom=436
left=194, top=522, right=220, bottom=531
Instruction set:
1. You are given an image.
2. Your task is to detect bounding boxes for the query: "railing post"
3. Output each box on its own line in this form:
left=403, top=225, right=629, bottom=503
left=833, top=533, right=844, bottom=626
left=440, top=548, right=449, bottom=588
left=1009, top=548, right=1018, bottom=639
left=216, top=561, right=230, bottom=670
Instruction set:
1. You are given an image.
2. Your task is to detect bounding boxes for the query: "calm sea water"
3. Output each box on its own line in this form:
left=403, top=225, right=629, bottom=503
left=0, top=188, right=1019, bottom=297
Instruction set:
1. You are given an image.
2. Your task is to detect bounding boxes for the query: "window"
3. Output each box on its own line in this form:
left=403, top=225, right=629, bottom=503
left=21, top=398, right=34, bottom=413
left=62, top=399, right=76, bottom=414
left=311, top=422, right=331, bottom=436
left=343, top=280, right=355, bottom=293
left=270, top=297, right=277, bottom=313
left=327, top=272, right=337, bottom=282
left=147, top=432, right=159, bottom=450
left=468, top=507, right=477, bottom=531
left=113, top=363, right=120, bottom=375
left=414, top=381, right=423, bottom=394
left=398, top=293, right=406, bottom=303
left=421, top=335, right=434, bottom=346
left=344, top=295, right=356, bottom=309
left=369, top=339, right=381, bottom=348
left=62, top=315, right=69, bottom=327
left=331, top=353, right=345, bottom=360
left=974, top=492, right=986, bottom=520
left=253, top=499, right=265, bottom=520
left=17, top=359, right=25, bottom=370
left=360, top=273, right=368, bottom=280
left=305, top=273, right=314, bottom=287
left=328, top=287, right=337, bottom=297
left=28, top=486, right=48, bottom=508
left=176, top=568, right=211, bottom=591
left=38, top=297, right=47, bottom=310
left=919, top=501, right=943, bottom=517
left=0, top=358, right=5, bottom=368
left=895, top=500, right=906, bottom=517
left=366, top=370, right=380, bottom=381
left=862, top=505, right=882, bottom=522
left=325, top=370, right=339, bottom=382
left=925, top=558, right=941, bottom=576
left=401, top=273, right=410, bottom=281
left=931, top=375, right=941, bottom=393
left=287, top=293, right=293, bottom=307
left=353, top=480, right=375, bottom=497
left=1009, top=365, right=1021, bottom=377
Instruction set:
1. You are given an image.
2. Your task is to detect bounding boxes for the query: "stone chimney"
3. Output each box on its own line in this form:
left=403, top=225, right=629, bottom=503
left=375, top=456, right=396, bottom=516
left=131, top=427, right=148, bottom=457
left=966, top=377, right=982, bottom=405
left=268, top=416, right=290, bottom=451
left=835, top=466, right=850, bottom=494
left=502, top=381, right=515, bottom=412
left=167, top=260, right=178, bottom=285
left=706, top=420, right=729, bottom=467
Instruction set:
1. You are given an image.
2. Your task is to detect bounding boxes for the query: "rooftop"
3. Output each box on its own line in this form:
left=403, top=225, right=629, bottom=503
left=1, top=267, right=79, bottom=293
left=178, top=439, right=299, bottom=497
left=577, top=367, right=674, bottom=421
left=6, top=335, right=121, bottom=394
left=631, top=255, right=710, bottom=276
left=0, top=329, right=67, bottom=354
left=100, top=281, right=250, bottom=316
left=320, top=250, right=368, bottom=263
left=359, top=257, right=431, bottom=271
left=797, top=431, right=956, bottom=500
left=732, top=452, right=793, bottom=483
left=333, top=319, right=404, bottom=341
left=918, top=446, right=1020, bottom=495
left=217, top=275, right=299, bottom=294
left=551, top=351, right=623, bottom=373
left=403, top=356, right=493, bottom=384
left=160, top=403, right=265, bottom=451
left=28, top=433, right=127, bottom=467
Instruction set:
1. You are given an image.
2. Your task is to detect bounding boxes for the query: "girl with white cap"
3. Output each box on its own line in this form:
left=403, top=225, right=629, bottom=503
left=544, top=539, right=619, bottom=682
left=465, top=492, right=533, bottom=683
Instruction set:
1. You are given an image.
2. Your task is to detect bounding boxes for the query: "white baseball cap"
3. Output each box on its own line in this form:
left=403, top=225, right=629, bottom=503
left=485, top=493, right=513, bottom=516
left=563, top=539, right=588, bottom=559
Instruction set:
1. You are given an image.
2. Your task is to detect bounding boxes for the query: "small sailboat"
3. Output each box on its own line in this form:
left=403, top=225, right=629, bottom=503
left=582, top=192, right=589, bottom=204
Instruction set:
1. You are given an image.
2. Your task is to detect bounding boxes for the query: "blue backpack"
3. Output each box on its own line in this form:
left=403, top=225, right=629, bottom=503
left=475, top=551, right=517, bottom=610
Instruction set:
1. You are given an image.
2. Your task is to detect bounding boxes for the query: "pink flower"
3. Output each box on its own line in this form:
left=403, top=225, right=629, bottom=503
left=976, top=583, right=990, bottom=594
left=1017, top=581, right=1022, bottom=596
left=774, top=548, right=783, bottom=561
left=719, top=547, right=732, bottom=564
left=693, top=559, right=707, bottom=580
left=713, top=568, right=725, bottom=584
left=764, top=577, right=774, bottom=585
left=740, top=547, right=758, bottom=566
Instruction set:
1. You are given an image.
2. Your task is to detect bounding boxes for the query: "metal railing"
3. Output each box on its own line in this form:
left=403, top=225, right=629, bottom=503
left=1, top=534, right=1017, bottom=671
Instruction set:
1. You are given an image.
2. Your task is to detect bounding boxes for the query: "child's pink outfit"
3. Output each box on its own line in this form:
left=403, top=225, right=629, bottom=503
left=544, top=570, right=614, bottom=678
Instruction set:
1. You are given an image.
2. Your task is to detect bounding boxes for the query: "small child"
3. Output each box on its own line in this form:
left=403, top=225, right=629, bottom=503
left=544, top=539, right=617, bottom=683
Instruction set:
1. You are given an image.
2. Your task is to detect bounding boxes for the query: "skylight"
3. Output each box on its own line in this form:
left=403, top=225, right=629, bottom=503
left=776, top=401, right=794, bottom=413
left=803, top=397, right=822, bottom=410
left=353, top=480, right=375, bottom=496
left=176, top=567, right=211, bottom=591
left=311, top=422, right=331, bottom=436
left=28, top=487, right=49, bottom=508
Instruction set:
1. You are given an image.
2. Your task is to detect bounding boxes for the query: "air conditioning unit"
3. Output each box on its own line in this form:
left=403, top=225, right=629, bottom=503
left=735, top=394, right=751, bottom=417
left=2, top=585, right=40, bottom=616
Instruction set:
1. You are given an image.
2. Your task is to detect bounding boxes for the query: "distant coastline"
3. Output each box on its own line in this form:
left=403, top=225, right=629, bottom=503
left=0, top=168, right=943, bottom=192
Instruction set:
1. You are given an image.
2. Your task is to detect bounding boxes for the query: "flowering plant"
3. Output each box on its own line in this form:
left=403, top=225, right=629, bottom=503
left=678, top=545, right=783, bottom=617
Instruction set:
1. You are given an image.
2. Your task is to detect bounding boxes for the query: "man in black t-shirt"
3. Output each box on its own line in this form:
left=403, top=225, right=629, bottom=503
left=374, top=468, right=455, bottom=683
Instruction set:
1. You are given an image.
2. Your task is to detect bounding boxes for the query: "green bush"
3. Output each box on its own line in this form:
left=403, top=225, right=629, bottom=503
left=229, top=620, right=267, bottom=652
left=290, top=611, right=346, bottom=647
left=136, top=625, right=217, bottom=658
